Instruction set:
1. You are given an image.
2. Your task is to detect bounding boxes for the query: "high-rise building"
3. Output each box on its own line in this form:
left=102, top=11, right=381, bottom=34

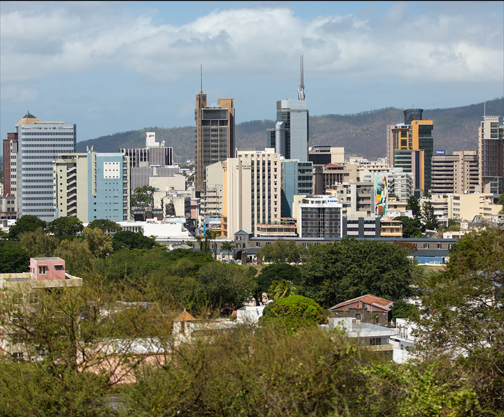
left=297, top=195, right=343, bottom=238
left=195, top=92, right=235, bottom=191
left=478, top=115, right=504, bottom=195
left=222, top=148, right=282, bottom=237
left=10, top=112, right=76, bottom=222
left=121, top=132, right=173, bottom=169
left=281, top=160, right=313, bottom=218
left=388, top=109, right=434, bottom=196
left=431, top=150, right=479, bottom=195
left=54, top=152, right=130, bottom=222
left=267, top=56, right=309, bottom=162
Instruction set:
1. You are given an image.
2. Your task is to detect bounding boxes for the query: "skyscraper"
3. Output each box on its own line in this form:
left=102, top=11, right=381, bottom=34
left=267, top=56, right=309, bottom=162
left=11, top=112, right=76, bottom=221
left=388, top=109, right=434, bottom=197
left=478, top=115, right=504, bottom=195
left=195, top=90, right=235, bottom=191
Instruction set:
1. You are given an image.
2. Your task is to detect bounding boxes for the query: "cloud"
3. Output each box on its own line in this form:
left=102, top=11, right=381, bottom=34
left=0, top=1, right=502, bottom=87
left=1, top=85, right=39, bottom=103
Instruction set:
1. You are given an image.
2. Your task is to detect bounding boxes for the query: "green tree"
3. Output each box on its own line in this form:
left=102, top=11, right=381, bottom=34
left=268, top=279, right=297, bottom=301
left=196, top=262, right=257, bottom=310
left=421, top=201, right=439, bottom=230
left=406, top=195, right=421, bottom=219
left=220, top=241, right=234, bottom=259
left=8, top=215, right=47, bottom=241
left=0, top=241, right=30, bottom=273
left=131, top=185, right=156, bottom=208
left=497, top=193, right=504, bottom=214
left=390, top=299, right=419, bottom=321
left=87, top=218, right=122, bottom=235
left=83, top=227, right=113, bottom=259
left=259, top=295, right=327, bottom=332
left=54, top=238, right=95, bottom=275
left=257, top=238, right=301, bottom=264
left=298, top=238, right=416, bottom=308
left=48, top=216, right=84, bottom=238
left=254, top=264, right=301, bottom=305
left=112, top=231, right=156, bottom=252
left=413, top=226, right=504, bottom=411
left=19, top=228, right=58, bottom=257
left=394, top=216, right=424, bottom=238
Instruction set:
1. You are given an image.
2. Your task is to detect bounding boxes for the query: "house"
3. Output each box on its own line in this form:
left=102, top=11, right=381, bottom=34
left=327, top=317, right=395, bottom=359
left=171, top=310, right=237, bottom=345
left=0, top=257, right=83, bottom=360
left=328, top=294, right=393, bottom=326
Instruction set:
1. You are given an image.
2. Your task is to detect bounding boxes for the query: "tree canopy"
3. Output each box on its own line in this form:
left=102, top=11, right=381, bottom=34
left=394, top=216, right=423, bottom=238
left=259, top=295, right=327, bottom=332
left=87, top=219, right=122, bottom=235
left=0, top=241, right=30, bottom=273
left=8, top=215, right=46, bottom=240
left=413, top=226, right=504, bottom=411
left=257, top=238, right=302, bottom=264
left=112, top=231, right=157, bottom=252
left=131, top=185, right=156, bottom=208
left=298, top=238, right=416, bottom=308
left=48, top=216, right=84, bottom=238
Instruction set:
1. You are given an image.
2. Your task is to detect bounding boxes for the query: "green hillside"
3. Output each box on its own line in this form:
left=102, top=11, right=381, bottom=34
left=77, top=98, right=504, bottom=163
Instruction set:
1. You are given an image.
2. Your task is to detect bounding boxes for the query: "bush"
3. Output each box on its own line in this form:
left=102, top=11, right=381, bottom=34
left=259, top=295, right=327, bottom=332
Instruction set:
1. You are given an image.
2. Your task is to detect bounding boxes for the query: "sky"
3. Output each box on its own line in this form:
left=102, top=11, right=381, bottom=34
left=1, top=1, right=503, bottom=143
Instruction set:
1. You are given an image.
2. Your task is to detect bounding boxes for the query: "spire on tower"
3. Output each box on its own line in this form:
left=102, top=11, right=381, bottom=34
left=298, top=55, right=305, bottom=101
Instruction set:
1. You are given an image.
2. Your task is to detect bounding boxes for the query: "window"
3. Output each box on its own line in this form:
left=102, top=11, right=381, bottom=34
left=423, top=243, right=429, bottom=249
left=369, top=337, right=381, bottom=346
left=55, top=265, right=64, bottom=271
left=38, top=266, right=47, bottom=275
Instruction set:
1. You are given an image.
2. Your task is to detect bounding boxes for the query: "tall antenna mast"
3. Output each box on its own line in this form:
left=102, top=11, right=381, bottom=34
left=298, top=55, right=305, bottom=100
left=200, top=64, right=203, bottom=94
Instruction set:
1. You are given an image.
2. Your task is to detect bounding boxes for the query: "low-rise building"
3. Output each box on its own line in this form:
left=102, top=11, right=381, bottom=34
left=328, top=295, right=393, bottom=327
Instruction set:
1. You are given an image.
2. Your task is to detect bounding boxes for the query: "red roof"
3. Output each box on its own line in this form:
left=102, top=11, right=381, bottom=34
left=329, top=294, right=393, bottom=312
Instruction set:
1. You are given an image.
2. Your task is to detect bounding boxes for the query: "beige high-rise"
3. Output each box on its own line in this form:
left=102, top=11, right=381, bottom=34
left=195, top=95, right=235, bottom=191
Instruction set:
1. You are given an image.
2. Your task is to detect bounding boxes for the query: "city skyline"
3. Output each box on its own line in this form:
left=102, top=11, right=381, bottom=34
left=1, top=1, right=503, bottom=144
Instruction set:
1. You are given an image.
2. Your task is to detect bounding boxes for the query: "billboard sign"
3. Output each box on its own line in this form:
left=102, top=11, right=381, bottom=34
left=435, top=150, right=446, bottom=155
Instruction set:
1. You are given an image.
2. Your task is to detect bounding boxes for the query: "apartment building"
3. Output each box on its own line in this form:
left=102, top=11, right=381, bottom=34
left=431, top=150, right=479, bottom=195
left=54, top=152, right=130, bottom=222
left=222, top=148, right=282, bottom=237
left=447, top=193, right=502, bottom=221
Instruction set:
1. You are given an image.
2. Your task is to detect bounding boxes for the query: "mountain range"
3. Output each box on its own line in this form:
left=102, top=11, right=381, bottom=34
left=77, top=98, right=504, bottom=163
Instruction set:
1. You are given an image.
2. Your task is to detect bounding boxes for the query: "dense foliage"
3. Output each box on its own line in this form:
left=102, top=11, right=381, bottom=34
left=298, top=238, right=415, bottom=308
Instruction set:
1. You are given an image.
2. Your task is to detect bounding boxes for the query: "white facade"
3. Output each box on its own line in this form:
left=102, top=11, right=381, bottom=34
left=17, top=120, right=76, bottom=221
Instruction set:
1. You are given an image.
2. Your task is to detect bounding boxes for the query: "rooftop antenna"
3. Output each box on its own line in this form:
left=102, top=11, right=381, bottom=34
left=200, top=64, right=203, bottom=94
left=298, top=55, right=305, bottom=100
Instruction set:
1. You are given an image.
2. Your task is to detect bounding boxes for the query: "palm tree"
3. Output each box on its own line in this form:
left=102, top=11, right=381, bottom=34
left=221, top=241, right=235, bottom=260
left=267, top=279, right=297, bottom=301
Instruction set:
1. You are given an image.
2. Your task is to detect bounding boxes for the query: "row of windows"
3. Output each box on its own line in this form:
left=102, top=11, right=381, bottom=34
left=22, top=132, right=74, bottom=136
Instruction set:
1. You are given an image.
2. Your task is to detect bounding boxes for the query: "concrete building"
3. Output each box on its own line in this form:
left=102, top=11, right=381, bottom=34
left=343, top=217, right=381, bottom=238
left=328, top=181, right=374, bottom=217
left=388, top=109, right=434, bottom=196
left=195, top=93, right=235, bottom=191
left=309, top=146, right=345, bottom=166
left=447, top=193, right=502, bottom=221
left=8, top=112, right=76, bottom=221
left=431, top=150, right=479, bottom=195
left=281, top=160, right=313, bottom=218
left=478, top=115, right=504, bottom=195
left=295, top=195, right=343, bottom=238
left=54, top=152, right=130, bottom=222
left=121, top=132, right=173, bottom=169
left=0, top=257, right=83, bottom=360
left=222, top=148, right=282, bottom=238
left=267, top=56, right=309, bottom=162
left=313, top=163, right=355, bottom=195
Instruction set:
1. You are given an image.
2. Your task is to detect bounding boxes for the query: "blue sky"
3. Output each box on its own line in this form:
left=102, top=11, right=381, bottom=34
left=1, top=1, right=503, bottom=143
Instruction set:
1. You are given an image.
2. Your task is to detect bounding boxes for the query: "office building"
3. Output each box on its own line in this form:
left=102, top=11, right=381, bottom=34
left=431, top=150, right=479, bottom=195
left=54, top=152, right=130, bottom=222
left=281, top=160, right=313, bottom=217
left=267, top=56, right=309, bottom=162
left=388, top=109, right=434, bottom=196
left=195, top=91, right=235, bottom=191
left=478, top=115, right=504, bottom=195
left=296, top=195, right=343, bottom=238
left=9, top=112, right=76, bottom=221
left=222, top=148, right=282, bottom=237
left=121, top=132, right=173, bottom=168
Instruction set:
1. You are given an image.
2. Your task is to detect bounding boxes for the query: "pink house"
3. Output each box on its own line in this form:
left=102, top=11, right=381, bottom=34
left=29, top=257, right=66, bottom=281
